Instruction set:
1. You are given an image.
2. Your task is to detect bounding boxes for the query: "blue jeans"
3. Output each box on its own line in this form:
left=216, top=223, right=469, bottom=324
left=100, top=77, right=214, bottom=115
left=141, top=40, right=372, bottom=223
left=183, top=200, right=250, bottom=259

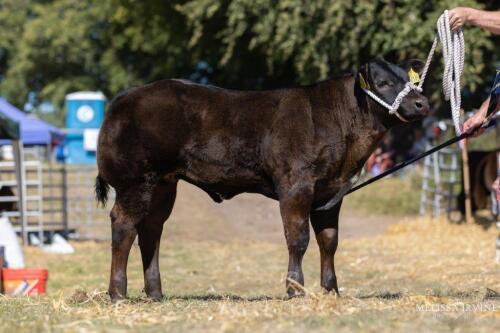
left=489, top=66, right=500, bottom=114
left=493, top=66, right=500, bottom=92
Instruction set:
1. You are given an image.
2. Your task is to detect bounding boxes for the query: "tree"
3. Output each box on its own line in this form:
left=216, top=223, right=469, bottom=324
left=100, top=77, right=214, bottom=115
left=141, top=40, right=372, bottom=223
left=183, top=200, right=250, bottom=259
left=0, top=0, right=498, bottom=127
left=178, top=0, right=499, bottom=112
left=0, top=0, right=194, bottom=126
left=0, top=0, right=31, bottom=97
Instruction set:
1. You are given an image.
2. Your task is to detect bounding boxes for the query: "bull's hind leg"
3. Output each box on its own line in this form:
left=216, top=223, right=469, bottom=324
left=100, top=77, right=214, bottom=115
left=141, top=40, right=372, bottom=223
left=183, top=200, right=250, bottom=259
left=137, top=182, right=177, bottom=300
left=108, top=178, right=166, bottom=301
left=310, top=200, right=342, bottom=294
left=278, top=183, right=314, bottom=298
left=108, top=199, right=140, bottom=301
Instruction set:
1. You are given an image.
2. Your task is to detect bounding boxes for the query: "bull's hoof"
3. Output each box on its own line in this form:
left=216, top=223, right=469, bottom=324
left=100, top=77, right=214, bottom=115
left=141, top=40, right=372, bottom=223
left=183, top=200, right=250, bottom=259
left=287, top=291, right=305, bottom=299
left=321, top=288, right=340, bottom=297
left=286, top=272, right=305, bottom=298
left=146, top=292, right=164, bottom=302
left=109, top=293, right=126, bottom=302
left=286, top=288, right=306, bottom=299
left=108, top=289, right=127, bottom=302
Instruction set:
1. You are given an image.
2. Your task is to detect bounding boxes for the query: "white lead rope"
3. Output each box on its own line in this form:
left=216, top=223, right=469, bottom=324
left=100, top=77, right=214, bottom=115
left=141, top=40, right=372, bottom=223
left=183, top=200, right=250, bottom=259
left=431, top=10, right=464, bottom=135
left=364, top=10, right=465, bottom=134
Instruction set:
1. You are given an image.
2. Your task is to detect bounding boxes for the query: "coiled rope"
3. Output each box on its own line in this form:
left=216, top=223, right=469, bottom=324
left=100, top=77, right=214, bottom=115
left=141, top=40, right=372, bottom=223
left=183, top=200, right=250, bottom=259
left=421, top=10, right=465, bottom=134
left=363, top=10, right=465, bottom=134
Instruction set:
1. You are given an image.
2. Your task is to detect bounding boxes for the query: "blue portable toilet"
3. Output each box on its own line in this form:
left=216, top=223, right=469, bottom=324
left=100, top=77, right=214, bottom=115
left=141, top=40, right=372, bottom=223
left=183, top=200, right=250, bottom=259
left=65, top=91, right=106, bottom=164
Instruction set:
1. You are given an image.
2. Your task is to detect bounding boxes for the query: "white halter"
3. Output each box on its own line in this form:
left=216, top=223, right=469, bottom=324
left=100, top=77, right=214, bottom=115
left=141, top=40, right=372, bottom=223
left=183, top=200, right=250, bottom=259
left=362, top=10, right=465, bottom=134
left=363, top=82, right=422, bottom=123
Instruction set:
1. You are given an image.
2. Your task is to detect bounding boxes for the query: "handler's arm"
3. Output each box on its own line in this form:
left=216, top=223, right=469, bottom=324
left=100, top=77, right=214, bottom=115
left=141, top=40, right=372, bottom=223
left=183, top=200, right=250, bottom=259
left=463, top=97, right=489, bottom=136
left=449, top=8, right=500, bottom=34
left=463, top=96, right=500, bottom=136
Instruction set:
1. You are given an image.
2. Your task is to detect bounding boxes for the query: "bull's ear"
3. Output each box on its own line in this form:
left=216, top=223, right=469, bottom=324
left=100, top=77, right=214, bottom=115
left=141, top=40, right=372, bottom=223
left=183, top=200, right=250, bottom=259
left=401, top=59, right=425, bottom=84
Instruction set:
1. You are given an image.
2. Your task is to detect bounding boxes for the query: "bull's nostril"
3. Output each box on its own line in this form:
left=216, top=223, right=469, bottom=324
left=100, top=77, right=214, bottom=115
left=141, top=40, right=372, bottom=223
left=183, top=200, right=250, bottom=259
left=415, top=101, right=423, bottom=109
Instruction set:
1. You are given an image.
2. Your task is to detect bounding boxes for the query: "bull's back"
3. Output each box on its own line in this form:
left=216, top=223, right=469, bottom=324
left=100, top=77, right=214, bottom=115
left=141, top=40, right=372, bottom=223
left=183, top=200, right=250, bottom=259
left=97, top=80, right=282, bottom=188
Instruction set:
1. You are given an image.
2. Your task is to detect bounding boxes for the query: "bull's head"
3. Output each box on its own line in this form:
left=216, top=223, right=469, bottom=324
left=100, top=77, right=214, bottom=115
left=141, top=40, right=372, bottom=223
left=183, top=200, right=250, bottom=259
left=358, top=58, right=431, bottom=122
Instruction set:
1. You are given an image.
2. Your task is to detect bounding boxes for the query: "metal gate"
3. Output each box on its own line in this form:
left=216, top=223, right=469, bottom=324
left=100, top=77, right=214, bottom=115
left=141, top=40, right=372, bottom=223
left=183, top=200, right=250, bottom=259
left=0, top=160, right=44, bottom=241
left=43, top=164, right=114, bottom=240
left=419, top=143, right=461, bottom=218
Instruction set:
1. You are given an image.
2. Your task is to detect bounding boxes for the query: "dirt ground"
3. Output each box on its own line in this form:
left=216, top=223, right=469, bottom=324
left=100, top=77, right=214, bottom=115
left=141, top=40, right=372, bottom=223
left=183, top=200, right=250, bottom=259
left=165, top=182, right=401, bottom=243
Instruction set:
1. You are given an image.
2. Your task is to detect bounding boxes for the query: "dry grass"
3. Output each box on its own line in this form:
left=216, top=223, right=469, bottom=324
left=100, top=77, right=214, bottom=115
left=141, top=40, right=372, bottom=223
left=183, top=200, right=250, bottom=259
left=0, top=217, right=498, bottom=332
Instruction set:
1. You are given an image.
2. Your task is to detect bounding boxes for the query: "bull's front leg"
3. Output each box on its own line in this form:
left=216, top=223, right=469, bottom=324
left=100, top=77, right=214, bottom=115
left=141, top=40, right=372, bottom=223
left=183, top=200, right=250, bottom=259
left=310, top=200, right=342, bottom=294
left=278, top=182, right=314, bottom=298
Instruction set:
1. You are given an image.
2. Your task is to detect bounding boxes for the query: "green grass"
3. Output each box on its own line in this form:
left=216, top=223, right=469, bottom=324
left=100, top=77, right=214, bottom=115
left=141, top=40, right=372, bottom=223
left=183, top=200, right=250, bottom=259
left=343, top=170, right=422, bottom=216
left=466, top=127, right=500, bottom=152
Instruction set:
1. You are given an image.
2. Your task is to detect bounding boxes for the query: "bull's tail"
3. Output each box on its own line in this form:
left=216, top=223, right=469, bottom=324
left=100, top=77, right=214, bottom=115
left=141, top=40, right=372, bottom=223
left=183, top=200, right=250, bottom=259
left=95, top=174, right=110, bottom=207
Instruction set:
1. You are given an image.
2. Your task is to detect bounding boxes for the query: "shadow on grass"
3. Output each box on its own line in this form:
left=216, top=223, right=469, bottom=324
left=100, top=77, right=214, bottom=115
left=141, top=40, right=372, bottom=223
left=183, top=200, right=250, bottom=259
left=67, top=289, right=285, bottom=305
left=164, top=293, right=286, bottom=302
left=443, top=209, right=497, bottom=230
left=87, top=287, right=500, bottom=305
left=123, top=293, right=287, bottom=304
left=474, top=215, right=496, bottom=230
left=355, top=287, right=500, bottom=302
left=444, top=287, right=500, bottom=300
left=357, top=291, right=403, bottom=300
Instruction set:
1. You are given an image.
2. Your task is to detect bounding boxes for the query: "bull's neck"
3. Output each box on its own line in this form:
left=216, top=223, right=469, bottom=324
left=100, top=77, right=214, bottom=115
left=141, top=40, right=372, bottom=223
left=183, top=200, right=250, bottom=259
left=346, top=98, right=389, bottom=171
left=323, top=76, right=399, bottom=174
left=311, top=75, right=401, bottom=136
left=338, top=76, right=394, bottom=137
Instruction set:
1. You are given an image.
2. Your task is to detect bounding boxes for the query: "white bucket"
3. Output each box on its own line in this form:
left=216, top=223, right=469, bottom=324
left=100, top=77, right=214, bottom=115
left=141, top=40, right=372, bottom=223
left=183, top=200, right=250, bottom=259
left=0, top=215, right=25, bottom=268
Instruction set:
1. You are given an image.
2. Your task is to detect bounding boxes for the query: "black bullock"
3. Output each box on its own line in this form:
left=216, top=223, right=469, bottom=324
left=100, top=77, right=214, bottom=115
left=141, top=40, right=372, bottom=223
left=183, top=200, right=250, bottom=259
left=96, top=58, right=430, bottom=301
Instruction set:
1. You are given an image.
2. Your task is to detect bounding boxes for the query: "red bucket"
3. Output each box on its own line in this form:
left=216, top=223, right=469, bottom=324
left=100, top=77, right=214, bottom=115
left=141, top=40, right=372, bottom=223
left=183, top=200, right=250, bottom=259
left=1, top=268, right=48, bottom=296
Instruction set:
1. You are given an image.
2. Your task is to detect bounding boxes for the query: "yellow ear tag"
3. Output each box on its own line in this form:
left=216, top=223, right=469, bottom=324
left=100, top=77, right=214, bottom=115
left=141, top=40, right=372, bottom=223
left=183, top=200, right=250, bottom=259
left=408, top=67, right=420, bottom=84
left=359, top=74, right=370, bottom=90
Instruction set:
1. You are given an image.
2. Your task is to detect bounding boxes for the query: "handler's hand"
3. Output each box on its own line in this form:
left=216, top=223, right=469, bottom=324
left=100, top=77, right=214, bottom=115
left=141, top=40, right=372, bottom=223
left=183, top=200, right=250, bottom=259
left=449, top=7, right=471, bottom=31
left=463, top=104, right=487, bottom=137
left=492, top=176, right=500, bottom=197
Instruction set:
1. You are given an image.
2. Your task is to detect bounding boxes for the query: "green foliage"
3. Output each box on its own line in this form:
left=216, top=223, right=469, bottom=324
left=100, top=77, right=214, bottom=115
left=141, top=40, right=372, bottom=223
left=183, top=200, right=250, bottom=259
left=179, top=0, right=498, bottom=110
left=0, top=0, right=498, bottom=125
left=0, top=0, right=30, bottom=76
left=0, top=0, right=194, bottom=121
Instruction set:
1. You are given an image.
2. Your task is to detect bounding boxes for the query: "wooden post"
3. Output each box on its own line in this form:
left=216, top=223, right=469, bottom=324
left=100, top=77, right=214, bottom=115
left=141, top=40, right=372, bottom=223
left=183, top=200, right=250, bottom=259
left=432, top=150, right=441, bottom=217
left=461, top=138, right=473, bottom=224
